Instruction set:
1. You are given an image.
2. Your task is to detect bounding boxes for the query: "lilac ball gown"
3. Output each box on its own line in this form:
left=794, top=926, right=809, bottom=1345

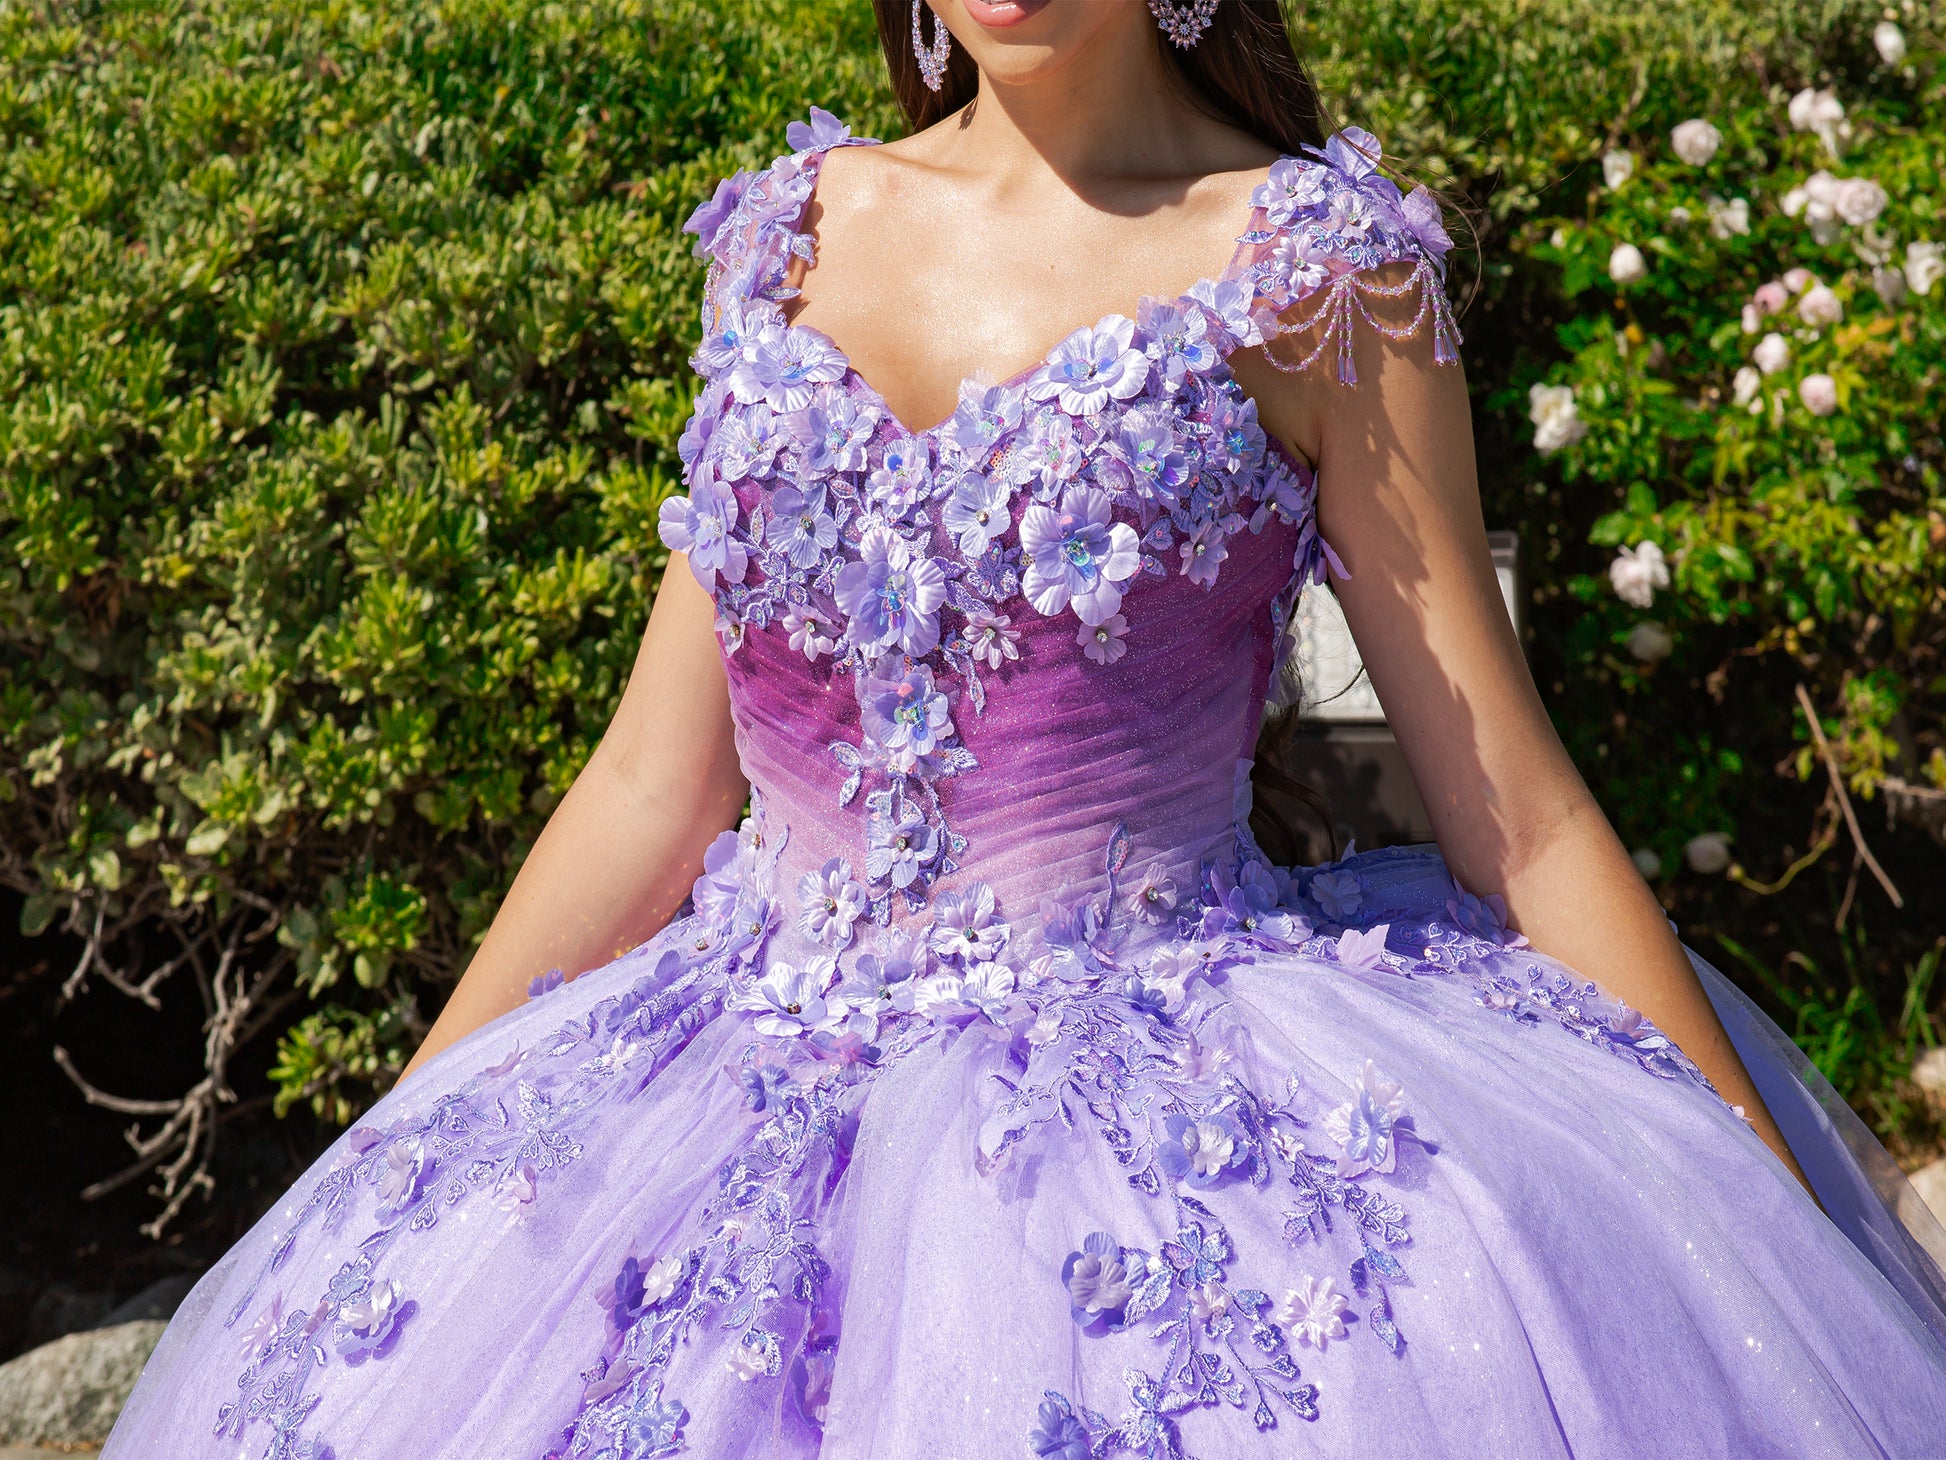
left=107, top=109, right=1946, bottom=1460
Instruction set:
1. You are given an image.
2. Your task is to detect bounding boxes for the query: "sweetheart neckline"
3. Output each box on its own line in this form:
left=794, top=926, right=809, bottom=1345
left=773, top=139, right=1282, bottom=441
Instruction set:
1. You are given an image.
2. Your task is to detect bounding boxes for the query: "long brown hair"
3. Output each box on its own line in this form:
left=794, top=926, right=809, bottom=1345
left=867, top=0, right=1340, bottom=865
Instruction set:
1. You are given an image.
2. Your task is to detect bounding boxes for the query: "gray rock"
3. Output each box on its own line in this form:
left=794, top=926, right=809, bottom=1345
left=22, top=1288, right=113, bottom=1350
left=0, top=1320, right=164, bottom=1447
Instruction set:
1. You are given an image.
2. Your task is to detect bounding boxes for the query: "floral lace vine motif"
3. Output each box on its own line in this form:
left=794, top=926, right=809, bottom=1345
left=661, top=109, right=1458, bottom=925
left=204, top=789, right=1712, bottom=1460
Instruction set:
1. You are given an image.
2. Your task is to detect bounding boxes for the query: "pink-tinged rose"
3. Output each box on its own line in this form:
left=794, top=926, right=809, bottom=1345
left=1782, top=267, right=1815, bottom=294
left=1798, top=373, right=1838, bottom=417
left=1753, top=280, right=1789, bottom=315
left=1797, top=283, right=1842, bottom=327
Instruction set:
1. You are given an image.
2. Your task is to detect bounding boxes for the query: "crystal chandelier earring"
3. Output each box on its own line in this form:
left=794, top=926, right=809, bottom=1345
left=911, top=0, right=952, bottom=92
left=1149, top=0, right=1221, bottom=48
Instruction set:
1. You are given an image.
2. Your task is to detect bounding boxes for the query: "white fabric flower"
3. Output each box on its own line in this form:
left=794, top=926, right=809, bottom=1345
left=1528, top=383, right=1588, bottom=455
left=640, top=1256, right=683, bottom=1306
left=1906, top=241, right=1946, bottom=297
left=1799, top=373, right=1838, bottom=417
left=1670, top=119, right=1722, bottom=166
left=1608, top=242, right=1648, bottom=286
left=1797, top=283, right=1843, bottom=327
left=1601, top=148, right=1636, bottom=190
left=1707, top=196, right=1750, bottom=239
left=1752, top=332, right=1791, bottom=376
left=1684, top=832, right=1732, bottom=875
left=1732, top=366, right=1762, bottom=408
left=1609, top=542, right=1670, bottom=609
left=1626, top=622, right=1674, bottom=663
left=726, top=1341, right=769, bottom=1381
left=1274, top=1276, right=1351, bottom=1349
left=1874, top=21, right=1906, bottom=66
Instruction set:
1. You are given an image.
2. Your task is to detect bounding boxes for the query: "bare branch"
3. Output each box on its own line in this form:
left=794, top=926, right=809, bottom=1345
left=1794, top=682, right=1904, bottom=911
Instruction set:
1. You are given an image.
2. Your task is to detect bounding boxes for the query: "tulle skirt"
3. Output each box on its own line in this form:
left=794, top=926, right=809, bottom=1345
left=106, top=846, right=1946, bottom=1459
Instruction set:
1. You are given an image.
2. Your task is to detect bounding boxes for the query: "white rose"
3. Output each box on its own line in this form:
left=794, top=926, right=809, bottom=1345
left=1832, top=177, right=1887, bottom=227
left=1796, top=283, right=1842, bottom=327
left=1874, top=21, right=1906, bottom=66
left=1684, top=832, right=1732, bottom=875
left=1752, top=331, right=1791, bottom=375
left=1740, top=302, right=1762, bottom=334
left=1873, top=266, right=1908, bottom=306
left=1631, top=847, right=1664, bottom=880
left=1608, top=542, right=1670, bottom=609
left=1528, top=382, right=1588, bottom=455
left=1608, top=242, right=1648, bottom=286
left=1626, top=621, right=1674, bottom=663
left=1670, top=119, right=1722, bottom=166
left=1906, top=241, right=1946, bottom=296
left=1787, top=87, right=1850, bottom=156
left=1602, top=149, right=1635, bottom=190
left=1798, top=372, right=1838, bottom=417
left=1707, top=196, right=1750, bottom=239
left=1732, top=365, right=1761, bottom=406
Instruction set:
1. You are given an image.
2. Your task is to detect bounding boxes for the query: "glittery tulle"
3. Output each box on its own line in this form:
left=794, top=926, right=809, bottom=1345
left=104, top=109, right=1946, bottom=1460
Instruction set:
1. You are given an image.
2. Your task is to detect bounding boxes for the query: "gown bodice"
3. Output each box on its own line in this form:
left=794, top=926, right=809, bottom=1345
left=659, top=108, right=1460, bottom=976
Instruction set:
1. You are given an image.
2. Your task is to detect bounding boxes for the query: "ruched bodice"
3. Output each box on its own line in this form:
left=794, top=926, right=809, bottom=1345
left=660, top=108, right=1458, bottom=964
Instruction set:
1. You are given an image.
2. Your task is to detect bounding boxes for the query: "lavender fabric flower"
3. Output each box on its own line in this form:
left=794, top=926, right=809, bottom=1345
left=1158, top=1111, right=1244, bottom=1187
left=791, top=389, right=881, bottom=474
left=1128, top=859, right=1178, bottom=923
left=1323, top=1060, right=1408, bottom=1177
left=715, top=402, right=785, bottom=481
left=656, top=468, right=747, bottom=588
left=797, top=857, right=867, bottom=950
left=859, top=659, right=955, bottom=771
left=1178, top=520, right=1230, bottom=589
left=783, top=607, right=838, bottom=661
left=682, top=168, right=751, bottom=258
left=947, top=379, right=1023, bottom=461
left=927, top=881, right=1008, bottom=963
left=1076, top=613, right=1128, bottom=666
left=1007, top=410, right=1085, bottom=500
left=1027, top=315, right=1150, bottom=417
left=1310, top=869, right=1365, bottom=920
left=726, top=322, right=849, bottom=413
left=841, top=930, right=927, bottom=1016
left=833, top=528, right=947, bottom=656
left=961, top=608, right=1020, bottom=670
left=1116, top=404, right=1189, bottom=507
left=1253, top=155, right=1331, bottom=226
left=1028, top=1397, right=1094, bottom=1460
left=1137, top=297, right=1219, bottom=389
left=728, top=957, right=841, bottom=1039
left=1208, top=395, right=1267, bottom=476
left=1020, top=485, right=1140, bottom=626
left=1062, top=1232, right=1149, bottom=1330
left=942, top=471, right=1011, bottom=557
left=765, top=483, right=837, bottom=567
left=696, top=296, right=779, bottom=375
left=866, top=434, right=934, bottom=520
left=1186, top=275, right=1263, bottom=349
left=865, top=802, right=940, bottom=890
left=784, top=106, right=850, bottom=153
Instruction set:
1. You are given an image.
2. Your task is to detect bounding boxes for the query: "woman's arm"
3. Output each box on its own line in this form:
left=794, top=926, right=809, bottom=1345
left=1236, top=300, right=1809, bottom=1187
left=401, top=558, right=747, bottom=1079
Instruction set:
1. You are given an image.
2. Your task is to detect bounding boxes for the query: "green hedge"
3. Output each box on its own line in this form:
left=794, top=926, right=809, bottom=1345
left=3, top=0, right=1940, bottom=1228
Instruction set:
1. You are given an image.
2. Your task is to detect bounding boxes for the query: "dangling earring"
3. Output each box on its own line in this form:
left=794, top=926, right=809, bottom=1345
left=1148, top=0, right=1221, bottom=48
left=911, top=0, right=952, bottom=92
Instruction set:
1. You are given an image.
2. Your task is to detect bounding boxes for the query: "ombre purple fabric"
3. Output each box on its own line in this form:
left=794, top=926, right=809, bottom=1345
left=107, top=110, right=1946, bottom=1460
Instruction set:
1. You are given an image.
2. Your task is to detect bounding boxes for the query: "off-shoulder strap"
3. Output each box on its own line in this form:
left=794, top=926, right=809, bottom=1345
left=1229, top=127, right=1462, bottom=385
left=682, top=108, right=877, bottom=339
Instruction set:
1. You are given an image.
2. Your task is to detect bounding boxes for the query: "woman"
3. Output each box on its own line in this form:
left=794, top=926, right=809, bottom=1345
left=107, top=2, right=1946, bottom=1456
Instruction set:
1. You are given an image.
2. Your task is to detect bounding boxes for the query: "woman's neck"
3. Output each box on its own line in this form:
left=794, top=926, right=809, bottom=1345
left=939, top=19, right=1223, bottom=188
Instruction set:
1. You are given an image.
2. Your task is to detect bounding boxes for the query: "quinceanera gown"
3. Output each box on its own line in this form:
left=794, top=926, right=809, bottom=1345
left=107, top=110, right=1946, bottom=1460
